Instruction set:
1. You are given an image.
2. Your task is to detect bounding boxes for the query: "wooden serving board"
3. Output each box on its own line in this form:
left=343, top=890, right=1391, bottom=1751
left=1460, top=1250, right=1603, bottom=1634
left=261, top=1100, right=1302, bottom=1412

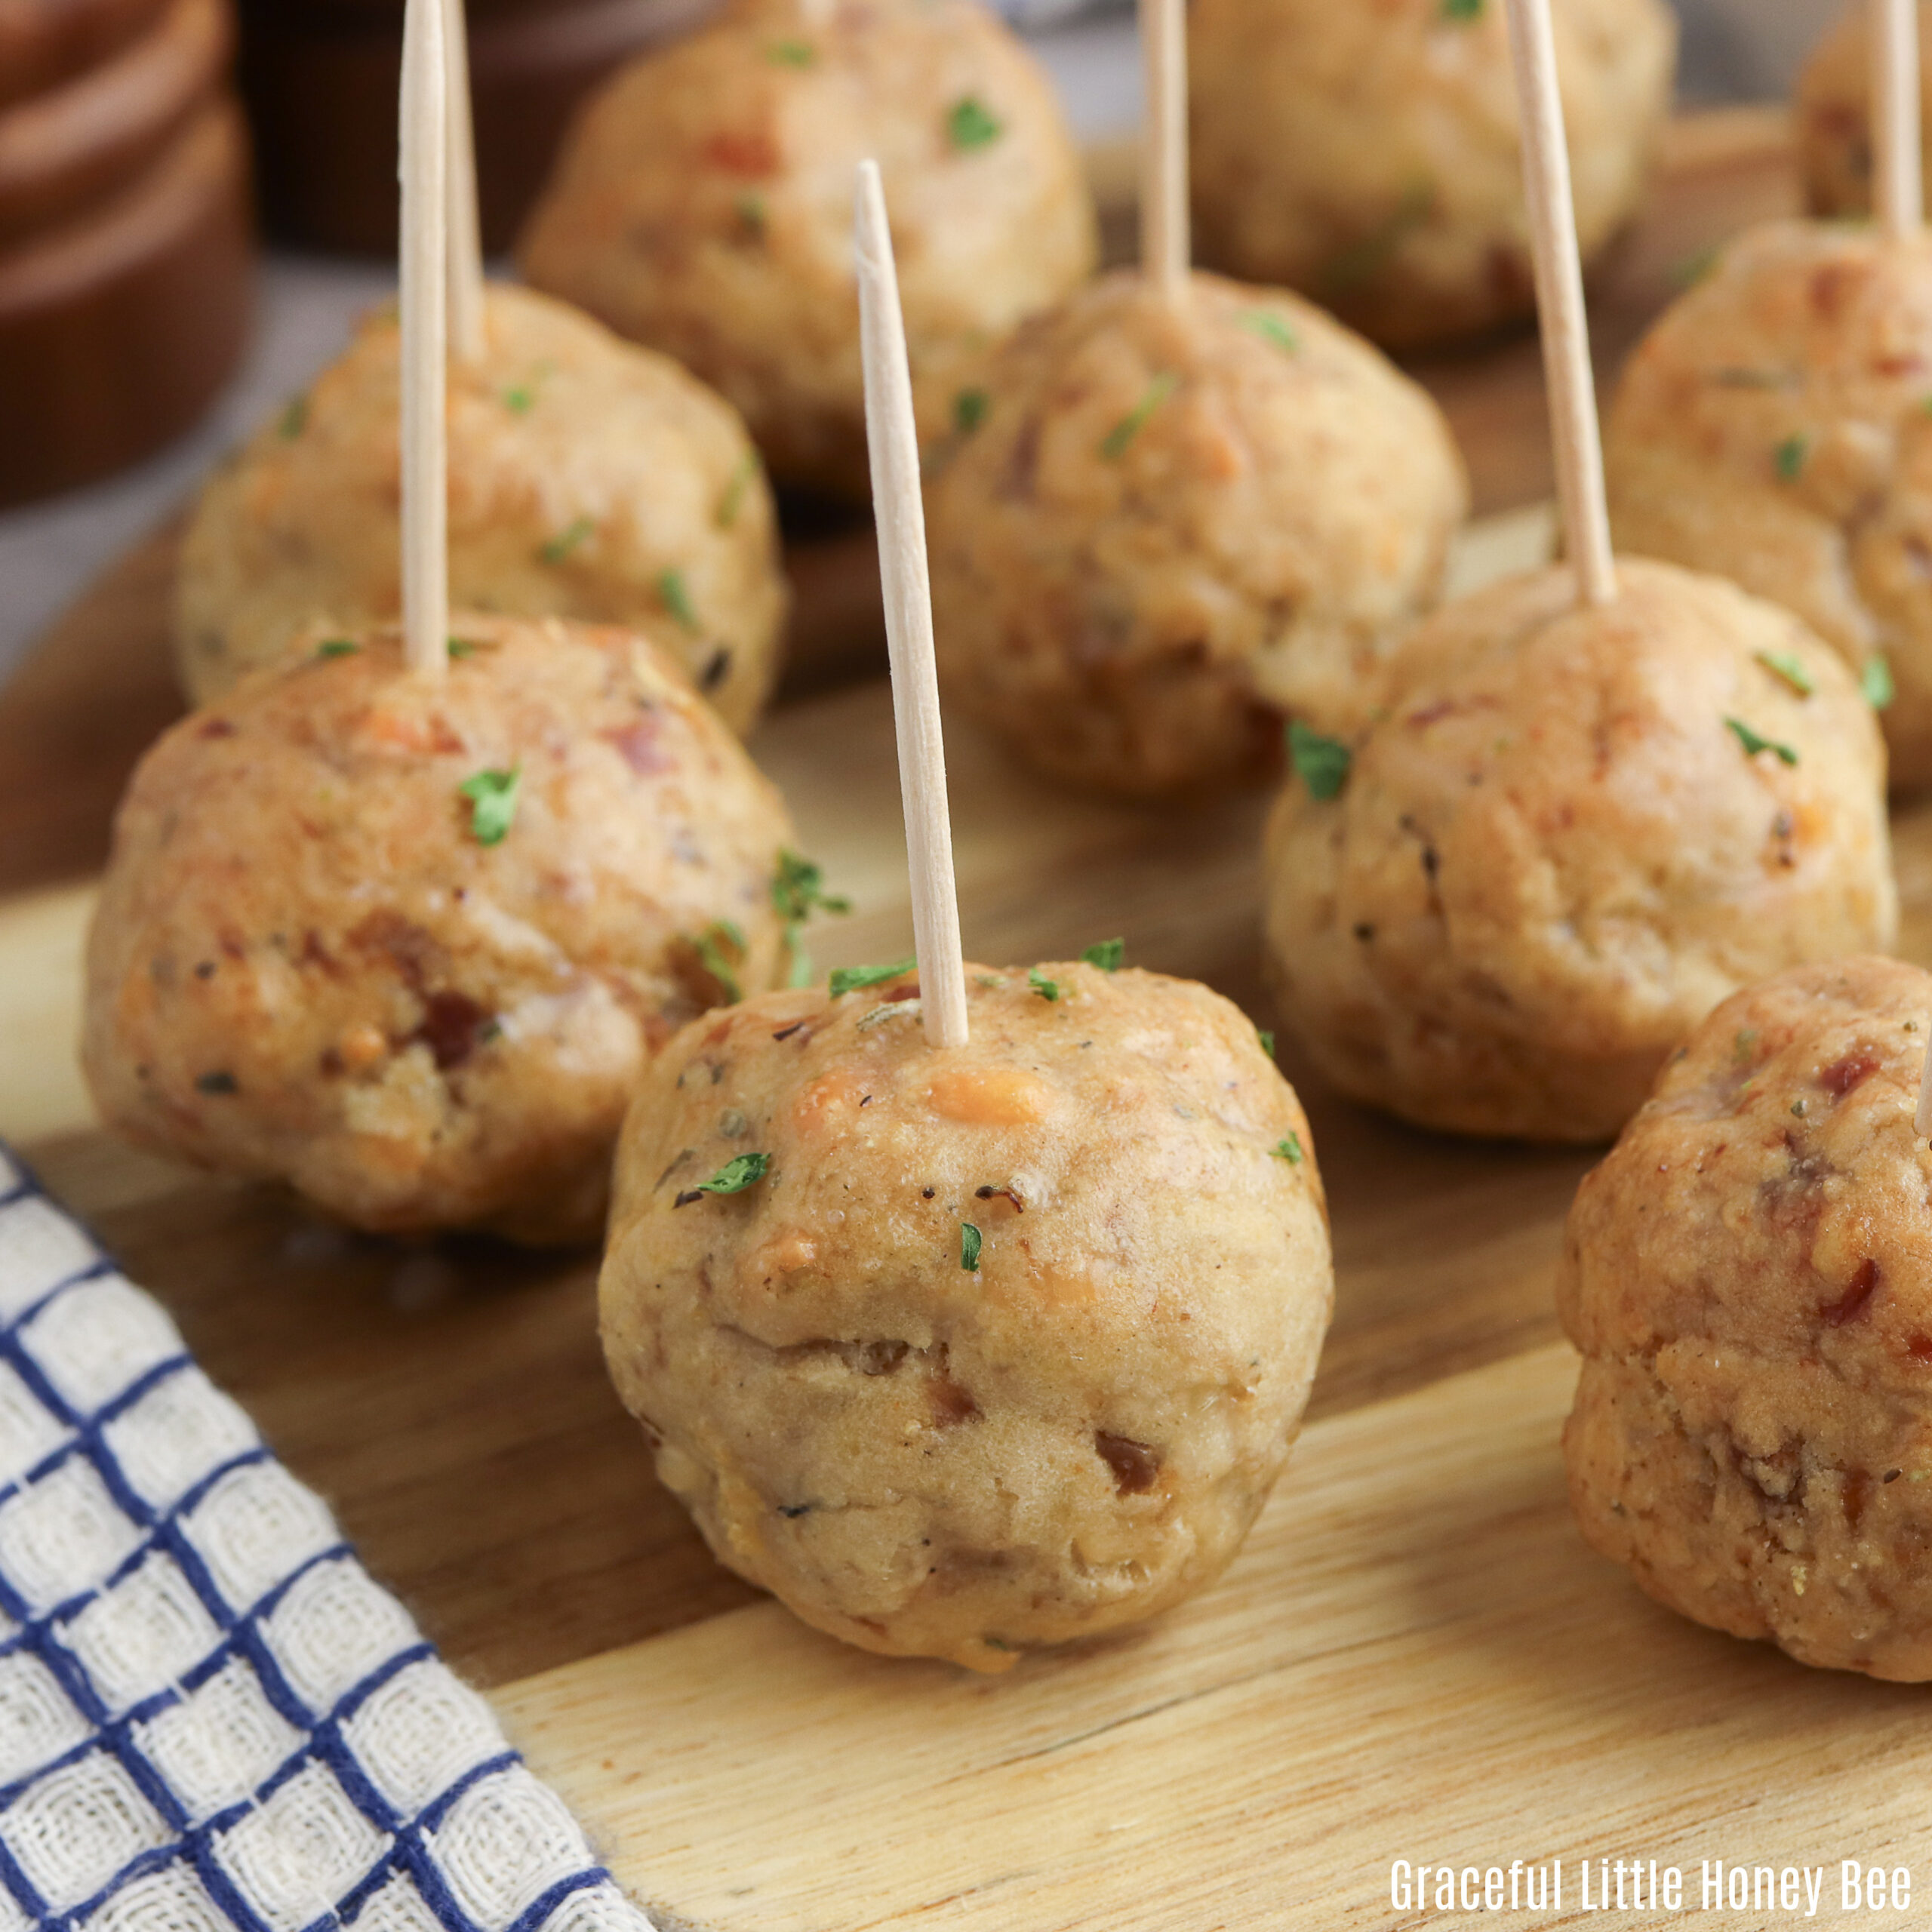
left=8, top=106, right=1925, bottom=1932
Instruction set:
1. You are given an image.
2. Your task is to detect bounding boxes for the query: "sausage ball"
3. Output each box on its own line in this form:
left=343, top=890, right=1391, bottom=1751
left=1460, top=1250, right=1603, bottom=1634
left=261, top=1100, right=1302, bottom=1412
left=1798, top=2, right=1932, bottom=220
left=1564, top=954, right=1932, bottom=1681
left=175, top=284, right=786, bottom=733
left=598, top=959, right=1334, bottom=1671
left=1606, top=220, right=1932, bottom=788
left=924, top=269, right=1468, bottom=798
left=84, top=614, right=796, bottom=1244
left=518, top=0, right=1097, bottom=500
left=1188, top=0, right=1675, bottom=349
left=1263, top=559, right=1896, bottom=1143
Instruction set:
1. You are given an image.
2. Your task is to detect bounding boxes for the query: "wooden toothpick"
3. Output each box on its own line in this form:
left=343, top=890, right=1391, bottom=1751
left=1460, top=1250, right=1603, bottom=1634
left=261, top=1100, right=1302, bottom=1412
left=853, top=160, right=970, bottom=1051
left=1140, top=0, right=1188, bottom=303
left=1875, top=0, right=1924, bottom=238
left=442, top=0, right=486, bottom=363
left=400, top=0, right=449, bottom=677
left=1502, top=0, right=1616, bottom=608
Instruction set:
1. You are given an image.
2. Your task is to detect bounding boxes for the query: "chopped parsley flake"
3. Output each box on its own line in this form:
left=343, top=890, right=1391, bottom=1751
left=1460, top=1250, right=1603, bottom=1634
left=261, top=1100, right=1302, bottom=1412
left=540, top=515, right=595, bottom=565
left=718, top=450, right=758, bottom=528
left=1273, top=1134, right=1304, bottom=1163
left=1726, top=716, right=1798, bottom=765
left=1288, top=718, right=1352, bottom=798
left=316, top=638, right=359, bottom=658
left=1100, top=371, right=1179, bottom=460
left=1321, top=181, right=1432, bottom=293
left=736, top=192, right=767, bottom=235
left=678, top=1152, right=770, bottom=1203
left=1238, top=311, right=1300, bottom=352
left=961, top=1223, right=983, bottom=1270
left=1774, top=435, right=1808, bottom=481
left=503, top=385, right=535, bottom=414
left=1028, top=968, right=1061, bottom=1002
left=1081, top=937, right=1124, bottom=971
left=1669, top=243, right=1721, bottom=291
left=658, top=568, right=700, bottom=634
left=447, top=637, right=483, bottom=658
left=459, top=766, right=521, bottom=844
left=696, top=920, right=747, bottom=1003
left=278, top=395, right=309, bottom=439
left=830, top=958, right=916, bottom=996
left=1257, top=1029, right=1275, bottom=1059
left=1755, top=649, right=1813, bottom=696
left=1863, top=653, right=1896, bottom=710
left=766, top=38, right=814, bottom=64
left=1440, top=0, right=1483, bottom=16
left=773, top=851, right=850, bottom=986
left=947, top=96, right=1002, bottom=150
left=953, top=388, right=991, bottom=433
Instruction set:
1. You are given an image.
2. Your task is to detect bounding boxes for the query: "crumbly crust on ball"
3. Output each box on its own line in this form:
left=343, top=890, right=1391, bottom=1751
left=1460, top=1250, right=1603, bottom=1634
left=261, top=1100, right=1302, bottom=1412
left=1563, top=955, right=1932, bottom=1681
left=598, top=962, right=1333, bottom=1670
left=1263, top=559, right=1896, bottom=1142
left=1797, top=3, right=1932, bottom=223
left=175, top=285, right=786, bottom=732
left=924, top=269, right=1467, bottom=798
left=518, top=0, right=1097, bottom=499
left=85, top=615, right=793, bottom=1243
left=1606, top=221, right=1932, bottom=787
left=1188, top=0, right=1675, bottom=349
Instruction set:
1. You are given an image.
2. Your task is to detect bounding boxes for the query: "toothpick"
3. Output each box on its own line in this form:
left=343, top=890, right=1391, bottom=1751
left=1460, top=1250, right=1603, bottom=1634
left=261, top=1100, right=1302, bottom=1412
left=400, top=0, right=449, bottom=677
left=853, top=160, right=970, bottom=1051
left=1502, top=0, right=1616, bottom=608
left=1875, top=0, right=1924, bottom=238
left=1140, top=0, right=1188, bottom=303
left=442, top=0, right=486, bottom=362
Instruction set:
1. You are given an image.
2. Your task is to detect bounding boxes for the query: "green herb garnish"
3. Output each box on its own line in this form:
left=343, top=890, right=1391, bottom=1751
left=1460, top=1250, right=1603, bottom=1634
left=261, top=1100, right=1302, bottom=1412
left=1028, top=968, right=1062, bottom=1002
left=1755, top=649, right=1814, bottom=697
left=1238, top=311, right=1299, bottom=352
left=1863, top=653, right=1896, bottom=710
left=1288, top=719, right=1352, bottom=799
left=316, top=638, right=359, bottom=659
left=278, top=395, right=309, bottom=440
left=503, top=385, right=535, bottom=414
left=961, top=1223, right=983, bottom=1270
left=678, top=1152, right=770, bottom=1203
left=953, top=388, right=990, bottom=434
left=1273, top=1134, right=1304, bottom=1164
left=1257, top=1029, right=1275, bottom=1059
left=831, top=958, right=916, bottom=996
left=736, top=192, right=767, bottom=236
left=447, top=637, right=483, bottom=659
left=1774, top=435, right=1808, bottom=481
left=696, top=920, right=747, bottom=1002
left=1669, top=243, right=1721, bottom=291
left=1726, top=716, right=1798, bottom=765
left=766, top=38, right=814, bottom=64
left=773, top=850, right=851, bottom=987
left=1100, top=371, right=1178, bottom=460
left=540, top=515, right=595, bottom=565
left=1440, top=0, right=1483, bottom=16
left=459, top=766, right=521, bottom=844
left=1081, top=938, right=1124, bottom=971
left=658, top=568, right=700, bottom=634
left=718, top=450, right=758, bottom=528
left=947, top=96, right=1002, bottom=150
left=1320, top=181, right=1432, bottom=293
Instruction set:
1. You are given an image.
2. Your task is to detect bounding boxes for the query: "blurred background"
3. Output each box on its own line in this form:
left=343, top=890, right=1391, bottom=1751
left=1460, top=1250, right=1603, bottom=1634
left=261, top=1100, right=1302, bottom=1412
left=0, top=0, right=1847, bottom=680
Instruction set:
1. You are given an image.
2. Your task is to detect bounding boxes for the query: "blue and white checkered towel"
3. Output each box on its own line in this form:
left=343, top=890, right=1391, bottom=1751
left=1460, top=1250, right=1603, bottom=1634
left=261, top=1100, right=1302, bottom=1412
left=0, top=1146, right=652, bottom=1932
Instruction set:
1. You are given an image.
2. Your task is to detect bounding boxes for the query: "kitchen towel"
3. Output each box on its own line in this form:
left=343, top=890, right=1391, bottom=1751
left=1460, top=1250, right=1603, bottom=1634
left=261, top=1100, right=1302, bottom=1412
left=0, top=1145, right=653, bottom=1932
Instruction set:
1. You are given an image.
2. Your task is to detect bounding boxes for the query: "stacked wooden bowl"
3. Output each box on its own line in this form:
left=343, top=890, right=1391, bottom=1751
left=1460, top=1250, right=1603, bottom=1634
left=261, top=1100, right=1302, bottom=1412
left=237, top=0, right=714, bottom=255
left=0, top=0, right=253, bottom=507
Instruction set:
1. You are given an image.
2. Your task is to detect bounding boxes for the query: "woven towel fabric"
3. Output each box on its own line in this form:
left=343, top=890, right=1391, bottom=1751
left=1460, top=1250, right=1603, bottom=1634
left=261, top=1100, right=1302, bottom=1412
left=0, top=1148, right=655, bottom=1932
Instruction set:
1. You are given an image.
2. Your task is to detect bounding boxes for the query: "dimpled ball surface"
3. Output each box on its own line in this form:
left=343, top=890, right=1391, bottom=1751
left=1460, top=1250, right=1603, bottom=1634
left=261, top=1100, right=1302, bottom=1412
left=176, top=285, right=786, bottom=733
left=1263, top=559, right=1896, bottom=1143
left=84, top=614, right=794, bottom=1244
left=1188, top=0, right=1675, bottom=350
left=598, top=961, right=1334, bottom=1671
left=518, top=0, right=1096, bottom=500
left=924, top=270, right=1467, bottom=798
left=1563, top=955, right=1932, bottom=1681
left=1606, top=220, right=1932, bottom=788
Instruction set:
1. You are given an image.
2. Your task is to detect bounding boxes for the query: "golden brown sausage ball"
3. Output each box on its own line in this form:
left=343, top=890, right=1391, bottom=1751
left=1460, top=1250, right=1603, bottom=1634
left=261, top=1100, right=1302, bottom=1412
left=1263, top=559, right=1896, bottom=1143
left=1606, top=220, right=1932, bottom=788
left=598, top=959, right=1333, bottom=1671
left=518, top=0, right=1097, bottom=500
left=1798, top=2, right=1932, bottom=220
left=176, top=285, right=786, bottom=733
left=1564, top=954, right=1932, bottom=1681
left=1188, top=0, right=1675, bottom=349
left=84, top=614, right=796, bottom=1244
left=924, top=270, right=1468, bottom=798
